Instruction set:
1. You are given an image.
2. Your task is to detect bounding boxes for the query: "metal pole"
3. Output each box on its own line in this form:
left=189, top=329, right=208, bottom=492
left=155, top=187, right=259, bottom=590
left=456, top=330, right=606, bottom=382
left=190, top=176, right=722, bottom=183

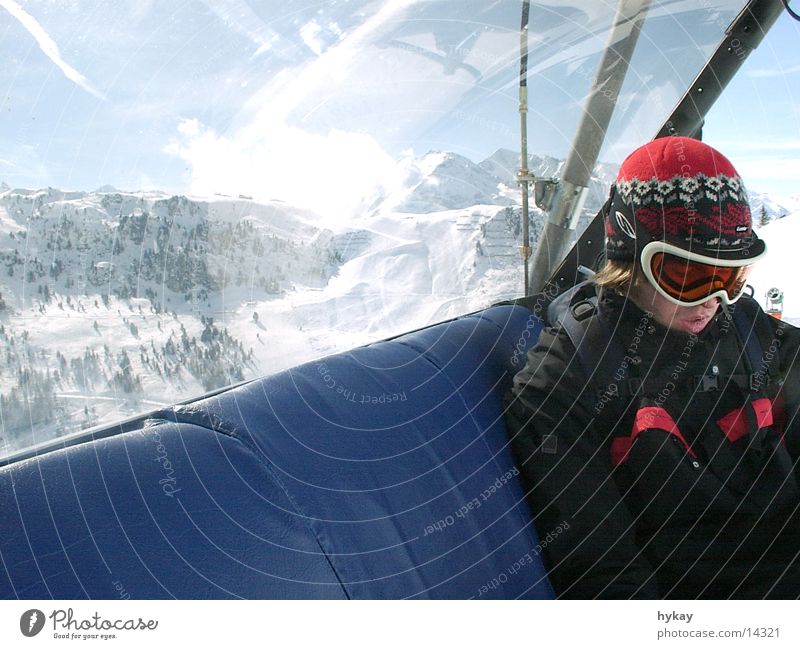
left=541, top=0, right=785, bottom=299
left=518, top=1, right=532, bottom=296
left=528, top=0, right=651, bottom=294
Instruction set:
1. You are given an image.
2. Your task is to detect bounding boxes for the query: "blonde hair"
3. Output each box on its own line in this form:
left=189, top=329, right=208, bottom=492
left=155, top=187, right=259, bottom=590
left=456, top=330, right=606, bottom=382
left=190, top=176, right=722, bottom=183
left=592, top=259, right=636, bottom=294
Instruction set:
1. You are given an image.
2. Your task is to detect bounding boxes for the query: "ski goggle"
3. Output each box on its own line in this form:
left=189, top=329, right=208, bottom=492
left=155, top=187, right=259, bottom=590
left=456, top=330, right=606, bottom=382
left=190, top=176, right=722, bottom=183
left=640, top=241, right=765, bottom=307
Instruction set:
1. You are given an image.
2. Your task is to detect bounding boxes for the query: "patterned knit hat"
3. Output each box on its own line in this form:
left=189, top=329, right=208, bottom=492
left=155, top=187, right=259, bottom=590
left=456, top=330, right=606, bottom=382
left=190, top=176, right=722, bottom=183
left=605, top=137, right=764, bottom=263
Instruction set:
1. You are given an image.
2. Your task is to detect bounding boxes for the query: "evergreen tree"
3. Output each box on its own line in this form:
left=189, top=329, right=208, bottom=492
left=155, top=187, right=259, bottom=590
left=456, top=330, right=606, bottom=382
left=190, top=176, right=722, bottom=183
left=759, top=204, right=771, bottom=227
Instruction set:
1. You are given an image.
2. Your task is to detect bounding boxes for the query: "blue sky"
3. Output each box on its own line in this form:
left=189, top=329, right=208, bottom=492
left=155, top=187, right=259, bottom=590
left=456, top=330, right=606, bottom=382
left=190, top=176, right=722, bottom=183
left=1, top=0, right=798, bottom=214
left=704, top=13, right=800, bottom=198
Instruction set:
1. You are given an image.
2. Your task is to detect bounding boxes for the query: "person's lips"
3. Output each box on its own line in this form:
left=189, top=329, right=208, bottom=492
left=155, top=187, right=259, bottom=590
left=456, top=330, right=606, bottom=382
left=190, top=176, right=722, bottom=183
left=681, top=311, right=714, bottom=333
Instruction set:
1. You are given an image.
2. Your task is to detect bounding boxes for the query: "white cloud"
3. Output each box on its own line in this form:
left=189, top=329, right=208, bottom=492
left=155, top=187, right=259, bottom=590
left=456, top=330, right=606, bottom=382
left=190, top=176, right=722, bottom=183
left=0, top=0, right=107, bottom=101
left=747, top=64, right=800, bottom=78
left=165, top=119, right=397, bottom=222
left=708, top=139, right=800, bottom=153
left=164, top=0, right=421, bottom=221
left=707, top=140, right=800, bottom=189
left=245, top=0, right=418, bottom=122
left=300, top=20, right=324, bottom=56
left=177, top=118, right=201, bottom=137
left=200, top=0, right=289, bottom=59
left=736, top=156, right=800, bottom=182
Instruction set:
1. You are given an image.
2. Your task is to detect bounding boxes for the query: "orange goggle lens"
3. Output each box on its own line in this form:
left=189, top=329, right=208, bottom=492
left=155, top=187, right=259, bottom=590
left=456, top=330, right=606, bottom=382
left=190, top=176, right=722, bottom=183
left=649, top=252, right=752, bottom=304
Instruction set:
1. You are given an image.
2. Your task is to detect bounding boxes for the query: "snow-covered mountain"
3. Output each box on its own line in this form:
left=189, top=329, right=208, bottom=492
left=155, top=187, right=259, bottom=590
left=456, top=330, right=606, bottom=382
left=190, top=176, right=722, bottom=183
left=749, top=191, right=798, bottom=226
left=0, top=188, right=342, bottom=452
left=367, top=148, right=621, bottom=219
left=365, top=150, right=514, bottom=214
left=0, top=151, right=796, bottom=456
left=479, top=148, right=620, bottom=215
left=0, top=174, right=537, bottom=453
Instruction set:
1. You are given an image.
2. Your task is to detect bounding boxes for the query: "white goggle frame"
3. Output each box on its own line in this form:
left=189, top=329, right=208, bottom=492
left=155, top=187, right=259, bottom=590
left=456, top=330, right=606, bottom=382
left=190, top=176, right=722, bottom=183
left=639, top=240, right=767, bottom=307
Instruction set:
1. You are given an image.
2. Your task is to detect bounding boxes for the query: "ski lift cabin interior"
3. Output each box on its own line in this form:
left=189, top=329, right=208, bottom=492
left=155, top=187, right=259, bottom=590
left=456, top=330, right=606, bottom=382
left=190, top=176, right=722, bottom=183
left=0, top=0, right=797, bottom=598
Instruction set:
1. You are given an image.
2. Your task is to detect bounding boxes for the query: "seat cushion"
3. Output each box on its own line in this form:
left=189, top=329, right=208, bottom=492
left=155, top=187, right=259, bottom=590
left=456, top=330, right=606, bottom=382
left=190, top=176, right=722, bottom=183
left=0, top=305, right=551, bottom=599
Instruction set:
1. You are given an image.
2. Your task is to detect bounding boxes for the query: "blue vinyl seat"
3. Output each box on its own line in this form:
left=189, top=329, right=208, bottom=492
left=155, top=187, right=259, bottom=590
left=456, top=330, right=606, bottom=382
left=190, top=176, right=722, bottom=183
left=0, top=305, right=553, bottom=599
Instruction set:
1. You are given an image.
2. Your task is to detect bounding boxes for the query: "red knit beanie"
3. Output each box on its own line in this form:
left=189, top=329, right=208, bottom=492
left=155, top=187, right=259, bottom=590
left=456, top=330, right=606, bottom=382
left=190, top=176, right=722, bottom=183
left=605, top=137, right=764, bottom=262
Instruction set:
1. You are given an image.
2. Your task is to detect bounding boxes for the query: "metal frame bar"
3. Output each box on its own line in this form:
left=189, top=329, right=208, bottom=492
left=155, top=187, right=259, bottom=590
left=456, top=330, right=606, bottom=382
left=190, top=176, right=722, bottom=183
left=535, top=0, right=786, bottom=305
left=525, top=0, right=652, bottom=295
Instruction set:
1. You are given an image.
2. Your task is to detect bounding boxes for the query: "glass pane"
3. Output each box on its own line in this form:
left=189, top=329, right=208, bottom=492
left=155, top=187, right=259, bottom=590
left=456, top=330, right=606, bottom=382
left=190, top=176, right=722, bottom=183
left=704, top=15, right=800, bottom=324
left=0, top=0, right=767, bottom=459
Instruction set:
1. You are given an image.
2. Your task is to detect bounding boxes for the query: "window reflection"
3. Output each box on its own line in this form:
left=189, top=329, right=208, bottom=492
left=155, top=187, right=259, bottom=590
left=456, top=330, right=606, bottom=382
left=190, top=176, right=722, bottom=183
left=0, top=1, right=767, bottom=458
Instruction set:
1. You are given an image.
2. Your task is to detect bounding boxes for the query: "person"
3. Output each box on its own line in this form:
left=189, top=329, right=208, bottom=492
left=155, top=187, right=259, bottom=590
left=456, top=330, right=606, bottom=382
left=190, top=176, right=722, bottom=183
left=505, top=136, right=800, bottom=599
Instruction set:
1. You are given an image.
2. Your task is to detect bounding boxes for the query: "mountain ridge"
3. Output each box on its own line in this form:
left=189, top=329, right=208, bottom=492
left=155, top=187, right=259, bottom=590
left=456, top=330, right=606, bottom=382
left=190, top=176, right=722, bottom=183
left=0, top=152, right=795, bottom=455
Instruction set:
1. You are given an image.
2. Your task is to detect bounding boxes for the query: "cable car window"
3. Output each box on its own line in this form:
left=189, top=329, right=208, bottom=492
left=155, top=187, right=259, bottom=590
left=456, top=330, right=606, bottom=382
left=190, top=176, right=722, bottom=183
left=1, top=0, right=795, bottom=461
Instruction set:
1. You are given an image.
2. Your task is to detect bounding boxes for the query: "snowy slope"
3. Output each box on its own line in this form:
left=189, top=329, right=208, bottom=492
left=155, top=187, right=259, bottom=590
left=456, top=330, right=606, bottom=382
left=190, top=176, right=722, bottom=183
left=480, top=148, right=620, bottom=216
left=288, top=204, right=532, bottom=345
left=0, top=187, right=342, bottom=453
left=0, top=176, right=538, bottom=454
left=749, top=191, right=797, bottom=224
left=366, top=150, right=514, bottom=214
left=0, top=150, right=796, bottom=455
left=748, top=212, right=800, bottom=325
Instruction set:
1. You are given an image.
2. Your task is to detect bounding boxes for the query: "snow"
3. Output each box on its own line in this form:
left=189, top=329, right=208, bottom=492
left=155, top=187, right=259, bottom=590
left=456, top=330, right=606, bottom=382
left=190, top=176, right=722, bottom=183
left=748, top=213, right=800, bottom=325
left=0, top=149, right=798, bottom=456
left=0, top=152, right=533, bottom=454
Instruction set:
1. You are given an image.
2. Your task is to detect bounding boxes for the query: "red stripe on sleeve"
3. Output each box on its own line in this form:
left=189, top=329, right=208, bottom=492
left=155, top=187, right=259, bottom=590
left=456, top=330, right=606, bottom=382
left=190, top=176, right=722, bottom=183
left=611, top=406, right=697, bottom=466
left=717, top=398, right=774, bottom=444
left=632, top=406, right=697, bottom=458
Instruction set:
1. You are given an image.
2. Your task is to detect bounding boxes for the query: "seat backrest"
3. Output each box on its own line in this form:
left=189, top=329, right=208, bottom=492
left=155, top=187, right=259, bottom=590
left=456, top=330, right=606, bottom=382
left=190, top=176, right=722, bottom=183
left=0, top=305, right=553, bottom=599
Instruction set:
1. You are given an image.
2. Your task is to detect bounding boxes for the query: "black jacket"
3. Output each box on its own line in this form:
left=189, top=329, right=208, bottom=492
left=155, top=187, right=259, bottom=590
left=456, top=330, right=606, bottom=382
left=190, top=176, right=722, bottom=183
left=507, top=292, right=800, bottom=598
